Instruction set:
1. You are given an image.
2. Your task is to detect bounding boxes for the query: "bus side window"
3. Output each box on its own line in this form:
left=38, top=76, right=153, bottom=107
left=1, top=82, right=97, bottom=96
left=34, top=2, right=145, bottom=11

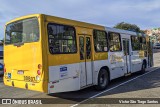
left=140, top=37, right=147, bottom=50
left=93, top=30, right=108, bottom=52
left=109, top=32, right=122, bottom=52
left=86, top=37, right=91, bottom=59
left=131, top=36, right=140, bottom=51
left=123, top=40, right=126, bottom=55
left=79, top=37, right=84, bottom=60
left=47, top=24, right=77, bottom=54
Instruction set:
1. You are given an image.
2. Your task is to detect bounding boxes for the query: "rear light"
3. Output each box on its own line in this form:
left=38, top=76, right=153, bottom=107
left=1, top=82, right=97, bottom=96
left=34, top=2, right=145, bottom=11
left=37, top=64, right=42, bottom=75
left=4, top=68, right=6, bottom=73
left=37, top=70, right=41, bottom=75
left=38, top=64, right=42, bottom=69
left=36, top=75, right=40, bottom=81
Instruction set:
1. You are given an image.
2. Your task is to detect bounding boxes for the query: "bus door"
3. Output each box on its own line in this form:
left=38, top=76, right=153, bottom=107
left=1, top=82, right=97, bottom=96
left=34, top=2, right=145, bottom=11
left=122, top=38, right=131, bottom=74
left=79, top=35, right=93, bottom=87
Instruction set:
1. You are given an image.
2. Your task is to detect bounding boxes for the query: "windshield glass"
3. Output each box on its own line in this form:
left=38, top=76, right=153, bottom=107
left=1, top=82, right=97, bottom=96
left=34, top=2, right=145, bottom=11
left=5, top=17, right=39, bottom=45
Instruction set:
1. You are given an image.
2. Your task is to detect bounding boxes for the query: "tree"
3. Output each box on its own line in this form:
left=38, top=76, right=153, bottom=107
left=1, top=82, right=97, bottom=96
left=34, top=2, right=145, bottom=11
left=114, top=22, right=143, bottom=33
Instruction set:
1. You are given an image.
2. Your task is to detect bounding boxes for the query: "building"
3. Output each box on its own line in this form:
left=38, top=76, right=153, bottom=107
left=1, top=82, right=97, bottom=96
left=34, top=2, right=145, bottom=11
left=144, top=28, right=160, bottom=43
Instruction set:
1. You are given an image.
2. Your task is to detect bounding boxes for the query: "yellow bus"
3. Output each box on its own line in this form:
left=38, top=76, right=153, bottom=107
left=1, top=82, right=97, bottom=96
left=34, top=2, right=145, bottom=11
left=3, top=14, right=153, bottom=93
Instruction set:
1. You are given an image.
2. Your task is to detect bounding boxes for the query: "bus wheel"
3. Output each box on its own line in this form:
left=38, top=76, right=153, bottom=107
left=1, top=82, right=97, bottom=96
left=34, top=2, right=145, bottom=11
left=95, top=69, right=109, bottom=90
left=140, top=62, right=146, bottom=74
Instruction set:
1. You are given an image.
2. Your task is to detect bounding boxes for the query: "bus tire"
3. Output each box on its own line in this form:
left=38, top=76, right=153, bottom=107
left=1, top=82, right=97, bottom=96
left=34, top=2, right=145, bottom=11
left=140, top=62, right=146, bottom=74
left=95, top=69, right=109, bottom=91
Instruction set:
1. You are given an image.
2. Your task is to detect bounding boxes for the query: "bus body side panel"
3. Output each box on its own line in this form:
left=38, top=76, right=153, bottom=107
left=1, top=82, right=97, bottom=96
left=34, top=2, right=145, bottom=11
left=48, top=63, right=80, bottom=93
left=131, top=51, right=146, bottom=73
left=108, top=52, right=125, bottom=80
left=131, top=51, right=143, bottom=73
left=105, top=29, right=127, bottom=80
left=93, top=60, right=110, bottom=85
left=120, top=34, right=132, bottom=73
left=46, top=24, right=81, bottom=93
left=46, top=16, right=107, bottom=93
left=92, top=54, right=110, bottom=85
left=41, top=14, right=49, bottom=93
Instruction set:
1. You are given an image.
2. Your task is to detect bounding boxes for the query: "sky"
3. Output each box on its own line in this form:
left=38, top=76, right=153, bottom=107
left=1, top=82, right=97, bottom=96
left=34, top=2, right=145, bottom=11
left=0, top=0, right=160, bottom=39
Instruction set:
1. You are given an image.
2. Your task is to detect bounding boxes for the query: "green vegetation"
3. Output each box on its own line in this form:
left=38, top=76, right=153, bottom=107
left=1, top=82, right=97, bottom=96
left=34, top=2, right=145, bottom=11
left=114, top=22, right=144, bottom=33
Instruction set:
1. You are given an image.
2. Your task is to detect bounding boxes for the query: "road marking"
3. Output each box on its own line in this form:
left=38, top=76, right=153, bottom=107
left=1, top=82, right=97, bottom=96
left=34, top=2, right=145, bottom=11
left=70, top=67, right=160, bottom=107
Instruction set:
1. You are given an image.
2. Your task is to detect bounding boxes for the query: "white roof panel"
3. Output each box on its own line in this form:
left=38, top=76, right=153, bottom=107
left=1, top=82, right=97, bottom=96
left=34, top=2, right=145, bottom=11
left=105, top=27, right=146, bottom=37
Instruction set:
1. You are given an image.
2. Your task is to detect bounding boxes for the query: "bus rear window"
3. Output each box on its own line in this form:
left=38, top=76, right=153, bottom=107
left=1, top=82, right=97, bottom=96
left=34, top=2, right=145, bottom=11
left=5, top=17, right=39, bottom=45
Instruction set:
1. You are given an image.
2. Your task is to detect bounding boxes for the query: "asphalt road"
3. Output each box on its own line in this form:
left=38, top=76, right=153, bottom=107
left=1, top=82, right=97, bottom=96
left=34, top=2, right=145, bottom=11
left=0, top=59, right=3, bottom=75
left=0, top=51, right=160, bottom=107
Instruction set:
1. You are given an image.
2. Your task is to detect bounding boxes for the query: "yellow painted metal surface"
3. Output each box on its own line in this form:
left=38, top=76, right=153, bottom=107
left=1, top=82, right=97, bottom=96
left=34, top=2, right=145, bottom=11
left=4, top=14, right=108, bottom=93
left=4, top=14, right=48, bottom=93
left=45, top=15, right=107, bottom=66
left=139, top=50, right=145, bottom=58
left=45, top=15, right=104, bottom=30
left=94, top=52, right=108, bottom=61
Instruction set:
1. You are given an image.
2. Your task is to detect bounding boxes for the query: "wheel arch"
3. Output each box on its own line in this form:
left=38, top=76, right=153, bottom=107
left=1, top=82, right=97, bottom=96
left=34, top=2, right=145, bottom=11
left=99, top=66, right=110, bottom=81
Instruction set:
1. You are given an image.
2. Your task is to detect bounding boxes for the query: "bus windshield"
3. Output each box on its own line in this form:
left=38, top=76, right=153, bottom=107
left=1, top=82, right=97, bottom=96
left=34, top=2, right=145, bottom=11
left=5, top=17, right=39, bottom=45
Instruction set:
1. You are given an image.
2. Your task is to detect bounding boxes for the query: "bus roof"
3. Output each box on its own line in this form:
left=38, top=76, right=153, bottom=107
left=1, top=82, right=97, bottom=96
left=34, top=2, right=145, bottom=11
left=45, top=14, right=104, bottom=30
left=6, top=14, right=104, bottom=30
left=105, top=27, right=146, bottom=37
left=6, top=13, right=146, bottom=37
left=5, top=14, right=41, bottom=25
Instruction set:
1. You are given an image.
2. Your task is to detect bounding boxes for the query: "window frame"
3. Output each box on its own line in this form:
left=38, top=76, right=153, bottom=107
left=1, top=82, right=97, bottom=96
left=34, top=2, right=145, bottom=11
left=47, top=23, right=77, bottom=54
left=93, top=29, right=108, bottom=52
left=108, top=32, right=122, bottom=52
left=5, top=17, right=40, bottom=45
left=86, top=37, right=91, bottom=59
left=79, top=36, right=84, bottom=60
